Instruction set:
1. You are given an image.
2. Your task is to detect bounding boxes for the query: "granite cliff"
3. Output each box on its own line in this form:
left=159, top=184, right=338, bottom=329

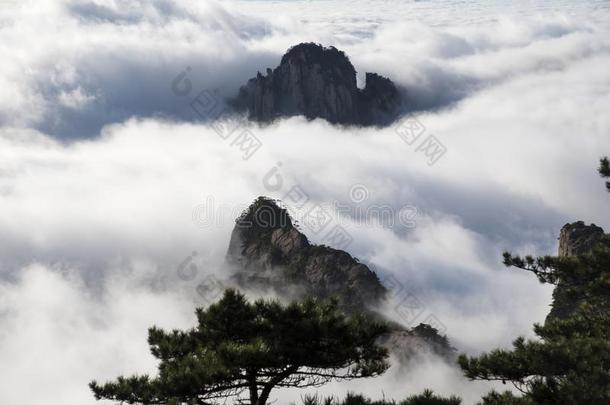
left=558, top=221, right=605, bottom=257
left=226, top=196, right=386, bottom=312
left=232, top=43, right=401, bottom=126
left=225, top=197, right=455, bottom=363
left=549, top=221, right=608, bottom=320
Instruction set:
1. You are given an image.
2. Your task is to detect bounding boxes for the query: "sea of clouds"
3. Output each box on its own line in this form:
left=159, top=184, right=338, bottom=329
left=1, top=0, right=610, bottom=403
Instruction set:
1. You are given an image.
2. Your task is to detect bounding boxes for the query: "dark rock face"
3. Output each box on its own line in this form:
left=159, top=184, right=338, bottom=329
left=379, top=324, right=456, bottom=363
left=233, top=43, right=401, bottom=126
left=225, top=197, right=455, bottom=363
left=226, top=197, right=386, bottom=312
left=558, top=221, right=604, bottom=257
left=549, top=221, right=606, bottom=320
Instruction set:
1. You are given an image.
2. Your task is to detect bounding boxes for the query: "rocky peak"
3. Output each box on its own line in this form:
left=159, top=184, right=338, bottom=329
left=233, top=43, right=401, bottom=126
left=558, top=221, right=605, bottom=257
left=379, top=324, right=456, bottom=364
left=280, top=43, right=357, bottom=84
left=359, top=73, right=402, bottom=125
left=226, top=197, right=387, bottom=311
left=225, top=196, right=455, bottom=362
left=548, top=221, right=606, bottom=320
left=226, top=197, right=310, bottom=271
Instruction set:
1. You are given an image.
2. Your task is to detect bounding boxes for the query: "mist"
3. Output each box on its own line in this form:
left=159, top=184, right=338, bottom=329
left=2, top=0, right=610, bottom=404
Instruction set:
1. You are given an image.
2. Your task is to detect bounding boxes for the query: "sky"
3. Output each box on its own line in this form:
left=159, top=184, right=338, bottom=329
left=1, top=0, right=610, bottom=404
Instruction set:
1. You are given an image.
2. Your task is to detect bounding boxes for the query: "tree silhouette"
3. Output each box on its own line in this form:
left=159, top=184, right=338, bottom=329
left=90, top=289, right=389, bottom=405
left=459, top=158, right=610, bottom=404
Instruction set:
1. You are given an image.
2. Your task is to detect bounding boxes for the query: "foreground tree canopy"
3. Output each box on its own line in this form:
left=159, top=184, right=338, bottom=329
left=459, top=158, right=610, bottom=405
left=90, top=289, right=389, bottom=405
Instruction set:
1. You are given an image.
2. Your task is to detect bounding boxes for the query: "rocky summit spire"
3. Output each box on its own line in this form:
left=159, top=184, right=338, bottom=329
left=225, top=196, right=456, bottom=363
left=225, top=197, right=386, bottom=312
left=232, top=43, right=402, bottom=126
left=558, top=221, right=605, bottom=257
left=548, top=221, right=606, bottom=321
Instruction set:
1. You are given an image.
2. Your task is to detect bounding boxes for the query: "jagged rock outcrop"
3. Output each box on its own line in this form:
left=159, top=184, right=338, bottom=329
left=226, top=197, right=386, bottom=312
left=233, top=43, right=401, bottom=126
left=380, top=324, right=456, bottom=363
left=549, top=221, right=606, bottom=320
left=225, top=196, right=455, bottom=363
left=558, top=221, right=605, bottom=257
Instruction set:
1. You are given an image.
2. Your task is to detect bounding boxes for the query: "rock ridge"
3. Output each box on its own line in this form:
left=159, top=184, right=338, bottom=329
left=226, top=196, right=386, bottom=312
left=224, top=196, right=456, bottom=363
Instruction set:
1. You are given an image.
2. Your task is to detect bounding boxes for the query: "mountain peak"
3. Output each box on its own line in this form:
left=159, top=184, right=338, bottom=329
left=226, top=196, right=386, bottom=311
left=225, top=196, right=456, bottom=362
left=558, top=221, right=605, bottom=257
left=233, top=43, right=401, bottom=126
left=280, top=43, right=356, bottom=77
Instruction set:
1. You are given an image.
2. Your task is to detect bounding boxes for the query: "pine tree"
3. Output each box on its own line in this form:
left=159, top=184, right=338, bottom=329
left=458, top=158, right=610, bottom=404
left=599, top=157, right=610, bottom=192
left=90, top=289, right=389, bottom=405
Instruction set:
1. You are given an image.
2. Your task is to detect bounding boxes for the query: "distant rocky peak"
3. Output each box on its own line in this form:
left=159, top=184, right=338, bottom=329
left=233, top=43, right=401, bottom=126
left=280, top=43, right=356, bottom=80
left=547, top=221, right=606, bottom=321
left=558, top=221, right=605, bottom=257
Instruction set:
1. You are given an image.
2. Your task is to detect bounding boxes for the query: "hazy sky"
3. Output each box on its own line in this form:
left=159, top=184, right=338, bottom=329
left=1, top=1, right=610, bottom=404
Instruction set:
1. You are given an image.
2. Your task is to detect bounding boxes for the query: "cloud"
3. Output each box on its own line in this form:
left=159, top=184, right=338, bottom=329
left=271, top=352, right=505, bottom=405
left=1, top=0, right=610, bottom=404
left=2, top=0, right=609, bottom=138
left=0, top=264, right=197, bottom=405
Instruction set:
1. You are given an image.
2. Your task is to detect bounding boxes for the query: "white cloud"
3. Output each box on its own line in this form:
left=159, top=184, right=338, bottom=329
left=0, top=264, right=197, bottom=405
left=1, top=0, right=610, bottom=404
